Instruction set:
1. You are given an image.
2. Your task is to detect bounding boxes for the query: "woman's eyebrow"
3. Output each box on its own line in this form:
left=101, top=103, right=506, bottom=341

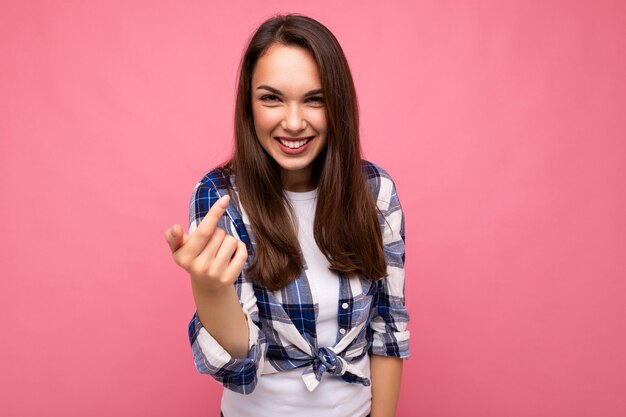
left=256, top=85, right=323, bottom=96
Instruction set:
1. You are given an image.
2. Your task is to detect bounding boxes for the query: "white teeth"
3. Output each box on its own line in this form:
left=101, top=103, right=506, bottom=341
left=278, top=137, right=311, bottom=149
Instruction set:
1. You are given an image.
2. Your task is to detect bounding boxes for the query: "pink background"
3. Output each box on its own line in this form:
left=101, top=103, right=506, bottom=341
left=1, top=1, right=625, bottom=416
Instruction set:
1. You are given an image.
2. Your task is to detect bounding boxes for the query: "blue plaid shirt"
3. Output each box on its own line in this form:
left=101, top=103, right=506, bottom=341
left=187, top=159, right=410, bottom=394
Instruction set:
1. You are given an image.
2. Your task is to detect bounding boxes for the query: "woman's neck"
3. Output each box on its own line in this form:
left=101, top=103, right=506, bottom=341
left=282, top=167, right=317, bottom=192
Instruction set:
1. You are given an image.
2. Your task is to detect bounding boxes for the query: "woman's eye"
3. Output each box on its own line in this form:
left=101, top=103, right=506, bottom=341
left=259, top=95, right=324, bottom=104
left=261, top=94, right=279, bottom=102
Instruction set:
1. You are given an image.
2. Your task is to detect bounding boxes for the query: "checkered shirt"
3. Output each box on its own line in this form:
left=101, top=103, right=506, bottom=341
left=187, top=159, right=410, bottom=394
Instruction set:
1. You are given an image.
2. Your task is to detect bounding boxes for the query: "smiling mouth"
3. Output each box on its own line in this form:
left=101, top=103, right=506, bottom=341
left=275, top=136, right=314, bottom=149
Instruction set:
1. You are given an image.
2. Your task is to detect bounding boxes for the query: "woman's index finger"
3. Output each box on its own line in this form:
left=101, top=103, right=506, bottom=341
left=199, top=194, right=230, bottom=232
left=186, top=195, right=230, bottom=250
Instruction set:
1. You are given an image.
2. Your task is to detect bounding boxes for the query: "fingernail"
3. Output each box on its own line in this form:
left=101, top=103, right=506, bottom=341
left=217, top=195, right=230, bottom=209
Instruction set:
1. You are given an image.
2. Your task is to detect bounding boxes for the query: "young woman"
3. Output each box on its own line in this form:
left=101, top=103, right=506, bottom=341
left=165, top=13, right=410, bottom=417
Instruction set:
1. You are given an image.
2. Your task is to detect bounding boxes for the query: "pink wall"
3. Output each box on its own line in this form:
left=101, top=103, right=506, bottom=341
left=2, top=1, right=625, bottom=416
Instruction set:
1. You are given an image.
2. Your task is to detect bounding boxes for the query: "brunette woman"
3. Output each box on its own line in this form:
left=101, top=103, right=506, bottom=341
left=165, top=13, right=410, bottom=417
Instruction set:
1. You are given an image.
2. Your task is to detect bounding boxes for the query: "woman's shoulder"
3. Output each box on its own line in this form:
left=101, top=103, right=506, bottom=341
left=194, top=164, right=235, bottom=193
left=189, top=165, right=238, bottom=214
left=360, top=159, right=398, bottom=197
left=361, top=158, right=396, bottom=181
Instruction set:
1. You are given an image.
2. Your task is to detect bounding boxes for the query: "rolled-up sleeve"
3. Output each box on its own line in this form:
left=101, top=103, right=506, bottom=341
left=369, top=174, right=411, bottom=359
left=186, top=174, right=268, bottom=394
left=188, top=303, right=267, bottom=394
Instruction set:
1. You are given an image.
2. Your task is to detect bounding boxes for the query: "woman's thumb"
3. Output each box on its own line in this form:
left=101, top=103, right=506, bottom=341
left=165, top=224, right=182, bottom=253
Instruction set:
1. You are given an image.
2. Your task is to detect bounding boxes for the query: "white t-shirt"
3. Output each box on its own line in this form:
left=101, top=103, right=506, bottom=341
left=221, top=187, right=371, bottom=417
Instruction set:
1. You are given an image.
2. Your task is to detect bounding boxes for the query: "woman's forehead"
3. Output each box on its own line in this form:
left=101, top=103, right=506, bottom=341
left=252, top=45, right=321, bottom=91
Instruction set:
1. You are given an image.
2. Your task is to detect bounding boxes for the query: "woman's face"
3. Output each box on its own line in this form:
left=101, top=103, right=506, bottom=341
left=251, top=44, right=328, bottom=191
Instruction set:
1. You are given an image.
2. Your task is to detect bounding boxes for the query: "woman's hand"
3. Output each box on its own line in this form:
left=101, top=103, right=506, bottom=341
left=164, top=195, right=248, bottom=294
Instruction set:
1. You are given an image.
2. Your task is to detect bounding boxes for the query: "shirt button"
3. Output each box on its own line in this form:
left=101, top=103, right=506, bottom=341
left=341, top=302, right=349, bottom=309
left=339, top=328, right=346, bottom=335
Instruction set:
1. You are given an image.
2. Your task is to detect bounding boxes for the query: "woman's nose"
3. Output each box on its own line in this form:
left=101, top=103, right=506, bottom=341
left=282, top=104, right=306, bottom=131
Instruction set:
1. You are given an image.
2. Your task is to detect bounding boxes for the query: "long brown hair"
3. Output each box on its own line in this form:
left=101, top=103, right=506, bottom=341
left=221, top=13, right=387, bottom=291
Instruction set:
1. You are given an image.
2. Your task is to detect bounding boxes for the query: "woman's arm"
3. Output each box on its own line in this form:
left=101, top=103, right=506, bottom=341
left=167, top=191, right=250, bottom=359
left=191, top=281, right=250, bottom=359
left=370, top=355, right=404, bottom=417
left=177, top=172, right=269, bottom=395
left=367, top=164, right=411, bottom=416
